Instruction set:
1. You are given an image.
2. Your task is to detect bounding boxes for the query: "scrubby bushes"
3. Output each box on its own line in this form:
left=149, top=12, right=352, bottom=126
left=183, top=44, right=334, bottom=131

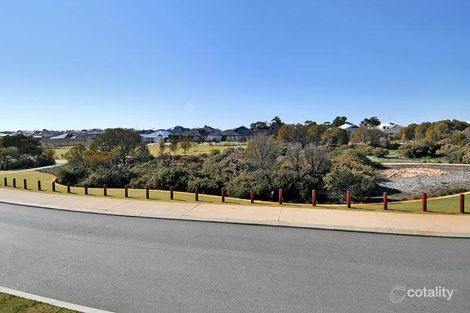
left=398, top=141, right=439, bottom=158
left=0, top=135, right=55, bottom=170
left=324, top=149, right=381, bottom=202
left=58, top=129, right=381, bottom=203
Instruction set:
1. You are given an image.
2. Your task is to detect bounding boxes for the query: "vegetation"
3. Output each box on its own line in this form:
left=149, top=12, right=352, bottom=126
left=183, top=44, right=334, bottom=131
left=398, top=120, right=470, bottom=163
left=0, top=170, right=466, bottom=214
left=0, top=135, right=55, bottom=170
left=54, top=126, right=382, bottom=204
left=0, top=292, right=78, bottom=313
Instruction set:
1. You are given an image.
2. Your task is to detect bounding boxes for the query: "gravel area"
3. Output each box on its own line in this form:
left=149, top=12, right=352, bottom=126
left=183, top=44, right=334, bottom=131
left=378, top=164, right=470, bottom=200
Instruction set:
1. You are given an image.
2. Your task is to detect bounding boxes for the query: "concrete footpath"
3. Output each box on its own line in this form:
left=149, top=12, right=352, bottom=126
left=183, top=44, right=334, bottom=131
left=0, top=188, right=469, bottom=238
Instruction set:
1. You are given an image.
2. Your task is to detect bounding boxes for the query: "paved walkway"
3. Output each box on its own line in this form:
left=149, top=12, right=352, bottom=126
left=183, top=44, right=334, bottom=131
left=0, top=188, right=469, bottom=237
left=0, top=159, right=67, bottom=173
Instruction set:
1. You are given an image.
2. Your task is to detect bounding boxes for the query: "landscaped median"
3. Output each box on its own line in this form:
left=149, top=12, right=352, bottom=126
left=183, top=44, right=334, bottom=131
left=0, top=170, right=468, bottom=215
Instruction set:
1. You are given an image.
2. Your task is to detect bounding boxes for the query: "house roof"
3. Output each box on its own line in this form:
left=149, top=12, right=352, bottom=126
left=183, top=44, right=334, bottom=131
left=221, top=130, right=241, bottom=136
left=207, top=130, right=222, bottom=136
left=181, top=129, right=202, bottom=137
left=233, top=126, right=251, bottom=134
left=49, top=132, right=75, bottom=140
left=168, top=126, right=189, bottom=134
left=377, top=122, right=403, bottom=134
left=338, top=123, right=358, bottom=130
left=140, top=130, right=170, bottom=139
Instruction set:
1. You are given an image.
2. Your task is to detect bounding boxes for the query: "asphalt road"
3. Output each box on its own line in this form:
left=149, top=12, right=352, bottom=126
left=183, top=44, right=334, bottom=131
left=0, top=203, right=469, bottom=313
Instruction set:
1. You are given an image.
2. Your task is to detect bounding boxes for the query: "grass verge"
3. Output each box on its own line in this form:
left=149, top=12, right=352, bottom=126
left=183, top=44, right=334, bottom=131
left=52, top=143, right=247, bottom=159
left=0, top=293, right=78, bottom=313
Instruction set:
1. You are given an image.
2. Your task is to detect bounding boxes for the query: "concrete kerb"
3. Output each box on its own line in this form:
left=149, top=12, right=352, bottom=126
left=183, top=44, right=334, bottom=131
left=0, top=286, right=113, bottom=313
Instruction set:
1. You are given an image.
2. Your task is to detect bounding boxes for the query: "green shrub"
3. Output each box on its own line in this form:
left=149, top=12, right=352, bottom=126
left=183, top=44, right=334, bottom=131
left=324, top=166, right=379, bottom=202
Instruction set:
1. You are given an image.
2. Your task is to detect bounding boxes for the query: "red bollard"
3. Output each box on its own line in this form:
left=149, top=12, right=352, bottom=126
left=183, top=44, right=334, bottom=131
left=312, top=189, right=317, bottom=207
left=460, top=193, right=465, bottom=214
left=422, top=192, right=427, bottom=212
left=37, top=180, right=41, bottom=191
left=23, top=179, right=27, bottom=190
left=346, top=191, right=351, bottom=208
left=103, top=184, right=107, bottom=196
left=170, top=186, right=174, bottom=200
left=146, top=186, right=150, bottom=199
left=195, top=186, right=199, bottom=201
left=125, top=185, right=128, bottom=198
left=250, top=188, right=254, bottom=204
left=52, top=180, right=56, bottom=192
left=383, top=192, right=388, bottom=210
left=278, top=188, right=283, bottom=205
left=221, top=187, right=225, bottom=203
left=67, top=183, right=71, bottom=193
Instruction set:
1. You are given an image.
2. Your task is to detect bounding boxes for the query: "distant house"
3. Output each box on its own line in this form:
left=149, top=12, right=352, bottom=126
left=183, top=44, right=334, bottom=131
left=198, top=125, right=218, bottom=137
left=233, top=126, right=255, bottom=141
left=206, top=131, right=223, bottom=142
left=168, top=126, right=189, bottom=134
left=221, top=130, right=242, bottom=142
left=338, top=122, right=359, bottom=133
left=49, top=132, right=75, bottom=140
left=180, top=129, right=203, bottom=142
left=140, top=130, right=170, bottom=143
left=376, top=122, right=403, bottom=135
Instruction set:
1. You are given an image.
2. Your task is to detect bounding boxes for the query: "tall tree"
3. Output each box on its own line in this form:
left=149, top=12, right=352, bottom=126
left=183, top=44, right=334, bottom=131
left=90, top=128, right=148, bottom=166
left=179, top=137, right=193, bottom=155
left=331, top=116, right=348, bottom=127
left=360, top=116, right=381, bottom=127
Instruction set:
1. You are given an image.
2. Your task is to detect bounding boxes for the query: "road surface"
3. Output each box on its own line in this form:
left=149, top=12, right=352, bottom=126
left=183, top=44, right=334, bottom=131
left=0, top=203, right=468, bottom=313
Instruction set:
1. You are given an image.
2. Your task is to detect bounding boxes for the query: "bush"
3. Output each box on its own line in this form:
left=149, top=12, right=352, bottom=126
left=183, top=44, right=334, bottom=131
left=81, top=167, right=133, bottom=188
left=398, top=141, right=439, bottom=158
left=436, top=144, right=470, bottom=164
left=57, top=165, right=88, bottom=186
left=324, top=166, right=379, bottom=202
left=372, top=147, right=389, bottom=158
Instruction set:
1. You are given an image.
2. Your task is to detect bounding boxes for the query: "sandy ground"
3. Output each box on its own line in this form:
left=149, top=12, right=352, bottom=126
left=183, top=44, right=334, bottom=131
left=378, top=164, right=470, bottom=200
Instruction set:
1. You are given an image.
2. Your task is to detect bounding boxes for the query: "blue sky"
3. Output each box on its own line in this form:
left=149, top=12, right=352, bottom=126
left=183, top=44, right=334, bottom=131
left=1, top=0, right=469, bottom=130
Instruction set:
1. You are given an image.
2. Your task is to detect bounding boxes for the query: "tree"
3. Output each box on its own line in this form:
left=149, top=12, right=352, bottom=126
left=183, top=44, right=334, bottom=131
left=90, top=128, right=148, bottom=166
left=360, top=116, right=381, bottom=127
left=271, top=116, right=284, bottom=126
left=350, top=127, right=386, bottom=147
left=158, top=139, right=166, bottom=155
left=169, top=137, right=179, bottom=155
left=331, top=116, right=348, bottom=127
left=0, top=134, right=42, bottom=156
left=0, top=147, right=19, bottom=170
left=277, top=124, right=308, bottom=146
left=246, top=135, right=279, bottom=190
left=307, top=124, right=328, bottom=143
left=179, top=137, right=193, bottom=155
left=250, top=121, right=268, bottom=129
left=321, top=128, right=349, bottom=146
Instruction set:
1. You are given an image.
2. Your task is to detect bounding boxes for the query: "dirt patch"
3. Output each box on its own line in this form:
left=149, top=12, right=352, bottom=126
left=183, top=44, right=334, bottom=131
left=382, top=167, right=448, bottom=179
left=378, top=164, right=470, bottom=200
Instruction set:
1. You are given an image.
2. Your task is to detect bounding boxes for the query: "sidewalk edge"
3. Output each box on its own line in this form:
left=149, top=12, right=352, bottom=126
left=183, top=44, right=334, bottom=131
left=1, top=198, right=469, bottom=238
left=0, top=286, right=114, bottom=313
